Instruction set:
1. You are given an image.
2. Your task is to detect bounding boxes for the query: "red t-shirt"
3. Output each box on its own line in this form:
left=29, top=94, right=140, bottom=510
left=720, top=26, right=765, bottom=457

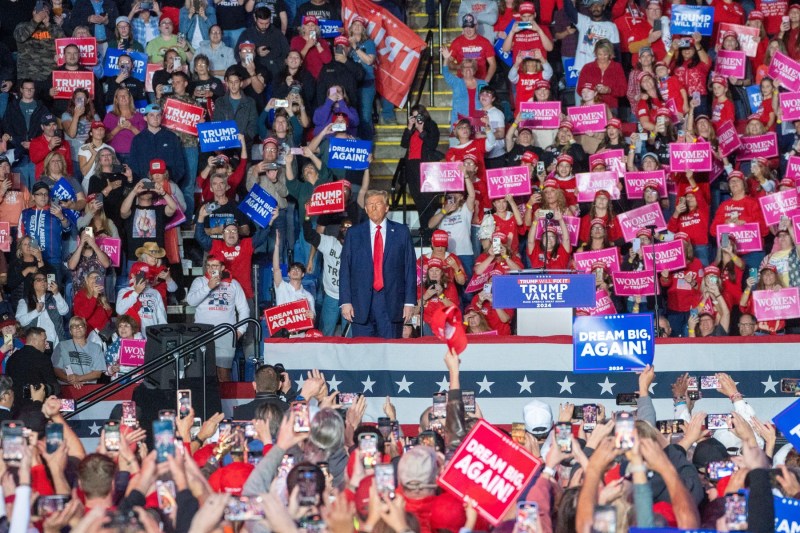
left=528, top=241, right=571, bottom=269
left=470, top=293, right=514, bottom=335
left=658, top=77, right=687, bottom=113
left=578, top=212, right=622, bottom=243
left=711, top=98, right=735, bottom=125
left=711, top=1, right=745, bottom=43
left=210, top=237, right=254, bottom=298
left=673, top=61, right=711, bottom=96
left=408, top=130, right=423, bottom=160
left=290, top=36, right=332, bottom=79
left=660, top=257, right=704, bottom=312
left=666, top=208, right=710, bottom=245
left=756, top=0, right=787, bottom=34
left=450, top=34, right=495, bottom=81
left=493, top=212, right=525, bottom=252
left=512, top=27, right=553, bottom=61
left=515, top=71, right=545, bottom=111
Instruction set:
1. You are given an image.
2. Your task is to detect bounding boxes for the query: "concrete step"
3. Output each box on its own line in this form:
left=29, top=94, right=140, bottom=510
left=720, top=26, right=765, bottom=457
left=373, top=140, right=451, bottom=160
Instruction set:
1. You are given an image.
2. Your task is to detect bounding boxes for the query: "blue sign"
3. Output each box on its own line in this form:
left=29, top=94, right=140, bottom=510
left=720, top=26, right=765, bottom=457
left=774, top=496, right=800, bottom=533
left=494, top=39, right=513, bottom=67
left=318, top=19, right=343, bottom=38
left=197, top=121, right=241, bottom=153
left=239, top=183, right=278, bottom=228
left=492, top=274, right=597, bottom=309
left=670, top=5, right=714, bottom=36
left=773, top=398, right=800, bottom=451
left=746, top=85, right=762, bottom=113
left=104, top=48, right=148, bottom=82
left=573, top=314, right=655, bottom=374
left=50, top=177, right=80, bottom=225
left=327, top=138, right=372, bottom=170
left=563, top=57, right=579, bottom=89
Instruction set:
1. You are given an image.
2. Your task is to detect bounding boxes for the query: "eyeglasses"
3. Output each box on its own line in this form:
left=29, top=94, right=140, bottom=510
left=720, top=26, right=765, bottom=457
left=223, top=228, right=238, bottom=234
left=70, top=324, right=86, bottom=330
left=34, top=192, right=49, bottom=197
left=738, top=322, right=756, bottom=327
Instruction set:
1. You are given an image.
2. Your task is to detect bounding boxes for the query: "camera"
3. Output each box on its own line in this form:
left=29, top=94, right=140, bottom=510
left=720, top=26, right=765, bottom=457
left=415, top=114, right=425, bottom=123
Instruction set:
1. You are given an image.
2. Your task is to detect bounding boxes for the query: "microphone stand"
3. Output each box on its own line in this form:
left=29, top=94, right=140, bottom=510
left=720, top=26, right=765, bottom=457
left=646, top=224, right=660, bottom=337
left=542, top=212, right=554, bottom=273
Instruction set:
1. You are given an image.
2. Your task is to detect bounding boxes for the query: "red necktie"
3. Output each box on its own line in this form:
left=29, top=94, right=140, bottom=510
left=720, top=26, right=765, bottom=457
left=373, top=225, right=384, bottom=291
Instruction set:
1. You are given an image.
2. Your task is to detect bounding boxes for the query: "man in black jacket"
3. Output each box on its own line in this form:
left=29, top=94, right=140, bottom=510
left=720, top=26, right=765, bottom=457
left=236, top=5, right=290, bottom=79
left=0, top=376, right=14, bottom=422
left=232, top=364, right=295, bottom=419
left=5, top=327, right=60, bottom=412
left=315, top=40, right=364, bottom=111
left=1, top=80, right=48, bottom=190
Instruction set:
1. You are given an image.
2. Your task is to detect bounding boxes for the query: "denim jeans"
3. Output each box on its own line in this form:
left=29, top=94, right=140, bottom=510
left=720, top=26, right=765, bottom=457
left=359, top=83, right=376, bottom=139
left=182, top=146, right=198, bottom=221
left=12, top=157, right=35, bottom=191
left=667, top=310, right=690, bottom=338
left=320, top=293, right=343, bottom=336
left=381, top=97, right=395, bottom=121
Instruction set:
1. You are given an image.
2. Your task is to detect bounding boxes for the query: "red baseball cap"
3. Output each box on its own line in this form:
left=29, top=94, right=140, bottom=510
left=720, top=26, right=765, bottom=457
left=711, top=75, right=728, bottom=87
left=427, top=257, right=445, bottom=270
left=673, top=231, right=690, bottom=242
left=302, top=15, right=319, bottom=25
left=556, top=154, right=574, bottom=165
left=655, top=107, right=671, bottom=118
left=748, top=9, right=764, bottom=20
left=607, top=118, right=622, bottom=130
left=534, top=79, right=550, bottom=90
left=636, top=227, right=652, bottom=239
left=334, top=35, right=349, bottom=47
left=559, top=120, right=574, bottom=131
left=543, top=178, right=558, bottom=189
left=705, top=265, right=721, bottom=276
left=590, top=217, right=606, bottom=228
left=519, top=2, right=536, bottom=14
left=727, top=170, right=745, bottom=182
left=521, top=151, right=539, bottom=164
left=90, top=120, right=106, bottom=130
left=149, top=158, right=166, bottom=174
left=431, top=230, right=449, bottom=247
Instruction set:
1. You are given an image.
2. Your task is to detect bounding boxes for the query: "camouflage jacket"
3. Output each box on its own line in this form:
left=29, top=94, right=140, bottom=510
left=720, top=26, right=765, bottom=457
left=13, top=20, right=64, bottom=82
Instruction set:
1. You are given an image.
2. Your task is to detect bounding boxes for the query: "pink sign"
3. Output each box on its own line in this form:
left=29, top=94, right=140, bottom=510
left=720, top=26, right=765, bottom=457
left=715, top=50, right=746, bottom=78
left=55, top=37, right=98, bottom=66
left=710, top=155, right=725, bottom=184
left=780, top=92, right=800, bottom=122
left=519, top=101, right=560, bottom=129
left=793, top=214, right=800, bottom=243
left=576, top=290, right=617, bottom=316
left=669, top=142, right=712, bottom=172
left=769, top=51, right=800, bottom=92
left=717, top=120, right=743, bottom=157
left=589, top=149, right=625, bottom=178
left=486, top=166, right=531, bottom=199
left=616, top=203, right=667, bottom=242
left=162, top=98, right=204, bottom=136
left=573, top=247, right=621, bottom=273
left=145, top=63, right=160, bottom=93
left=759, top=189, right=799, bottom=226
left=51, top=71, right=94, bottom=99
left=752, top=287, right=800, bottom=321
left=717, top=23, right=759, bottom=57
left=420, top=162, right=465, bottom=192
left=737, top=132, right=778, bottom=161
left=119, top=338, right=146, bottom=367
left=465, top=269, right=491, bottom=293
left=96, top=236, right=121, bottom=267
left=787, top=156, right=800, bottom=180
left=665, top=98, right=682, bottom=122
left=567, top=104, right=607, bottom=134
left=643, top=240, right=687, bottom=273
left=575, top=171, right=620, bottom=202
left=715, top=223, right=763, bottom=253
left=624, top=170, right=667, bottom=199
left=612, top=271, right=657, bottom=297
left=533, top=214, right=580, bottom=247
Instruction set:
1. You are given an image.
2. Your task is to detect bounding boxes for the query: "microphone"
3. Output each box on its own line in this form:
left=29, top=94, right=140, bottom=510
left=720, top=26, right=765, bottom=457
left=645, top=224, right=657, bottom=232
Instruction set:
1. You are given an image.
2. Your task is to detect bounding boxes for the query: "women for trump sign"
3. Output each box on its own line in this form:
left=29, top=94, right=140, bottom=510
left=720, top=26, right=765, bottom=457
left=420, top=162, right=465, bottom=192
left=567, top=104, right=607, bottom=134
left=669, top=142, right=712, bottom=172
left=642, top=240, right=686, bottom=272
left=486, top=166, right=531, bottom=199
left=752, top=288, right=800, bottom=321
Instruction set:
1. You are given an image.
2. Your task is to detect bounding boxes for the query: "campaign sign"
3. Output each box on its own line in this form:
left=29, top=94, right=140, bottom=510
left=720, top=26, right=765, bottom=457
left=780, top=92, right=800, bottom=122
left=486, top=166, right=531, bottom=199
left=643, top=240, right=687, bottom=272
left=715, top=223, right=763, bottom=252
left=575, top=171, right=621, bottom=202
left=616, top=203, right=667, bottom=242
left=717, top=120, right=743, bottom=157
left=491, top=274, right=597, bottom=309
left=104, top=48, right=148, bottom=81
left=769, top=52, right=800, bottom=92
left=773, top=396, right=800, bottom=452
left=0, top=222, right=9, bottom=253
left=239, top=184, right=278, bottom=228
left=575, top=289, right=618, bottom=316
left=747, top=84, right=763, bottom=112
left=563, top=57, right=579, bottom=88
left=589, top=149, right=625, bottom=178
left=306, top=181, right=347, bottom=216
left=52, top=71, right=94, bottom=99
left=50, top=178, right=80, bottom=225
left=737, top=132, right=779, bottom=161
left=752, top=287, right=800, bottom=321
left=196, top=121, right=241, bottom=152
left=670, top=5, right=714, bottom=35
left=519, top=101, right=560, bottom=129
left=788, top=156, right=800, bottom=180
left=717, top=23, right=759, bottom=57
left=318, top=19, right=343, bottom=38
left=161, top=98, right=204, bottom=136
left=494, top=38, right=513, bottom=67
left=624, top=170, right=667, bottom=199
left=665, top=98, right=682, bottom=123
left=759, top=188, right=799, bottom=226
left=533, top=214, right=580, bottom=247
left=774, top=496, right=800, bottom=533
left=567, top=104, right=607, bottom=134
left=95, top=236, right=121, bottom=267
left=573, top=247, right=621, bottom=273
left=328, top=138, right=371, bottom=170
left=420, top=162, right=465, bottom=193
left=573, top=314, right=655, bottom=373
left=715, top=50, right=746, bottom=78
left=264, top=300, right=314, bottom=335
left=465, top=269, right=492, bottom=293
left=145, top=63, right=160, bottom=92
left=119, top=339, right=146, bottom=367
left=612, top=271, right=657, bottom=297
left=438, top=419, right=541, bottom=525
left=669, top=142, right=712, bottom=172
left=55, top=37, right=98, bottom=66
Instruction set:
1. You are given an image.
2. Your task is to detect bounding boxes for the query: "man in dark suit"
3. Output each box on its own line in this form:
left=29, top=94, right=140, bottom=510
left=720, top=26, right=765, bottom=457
left=5, top=327, right=60, bottom=412
left=232, top=364, right=294, bottom=419
left=340, top=190, right=417, bottom=339
left=0, top=376, right=14, bottom=421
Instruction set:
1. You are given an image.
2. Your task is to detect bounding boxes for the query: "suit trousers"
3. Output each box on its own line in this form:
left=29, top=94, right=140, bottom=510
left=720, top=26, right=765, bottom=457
left=352, top=290, right=402, bottom=339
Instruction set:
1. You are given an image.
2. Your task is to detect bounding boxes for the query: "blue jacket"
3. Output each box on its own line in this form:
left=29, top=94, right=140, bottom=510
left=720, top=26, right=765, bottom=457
left=128, top=128, right=186, bottom=184
left=179, top=6, right=217, bottom=42
left=339, top=219, right=416, bottom=324
left=19, top=208, right=70, bottom=267
left=441, top=65, right=487, bottom=126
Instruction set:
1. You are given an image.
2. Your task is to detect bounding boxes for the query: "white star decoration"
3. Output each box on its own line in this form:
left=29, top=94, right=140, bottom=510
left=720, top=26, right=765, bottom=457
left=327, top=374, right=342, bottom=391
left=88, top=422, right=101, bottom=435
left=396, top=375, right=413, bottom=393
left=435, top=375, right=450, bottom=393
left=361, top=375, right=376, bottom=394
left=762, top=375, right=778, bottom=394
left=477, top=375, right=494, bottom=394
left=296, top=373, right=306, bottom=391
left=517, top=375, right=534, bottom=394
left=598, top=377, right=616, bottom=395
left=557, top=375, right=575, bottom=394
left=649, top=382, right=657, bottom=395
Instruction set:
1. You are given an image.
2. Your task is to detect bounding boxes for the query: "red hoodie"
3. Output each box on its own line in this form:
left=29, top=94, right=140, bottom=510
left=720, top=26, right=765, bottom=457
left=659, top=257, right=704, bottom=312
left=667, top=206, right=710, bottom=245
left=709, top=196, right=768, bottom=238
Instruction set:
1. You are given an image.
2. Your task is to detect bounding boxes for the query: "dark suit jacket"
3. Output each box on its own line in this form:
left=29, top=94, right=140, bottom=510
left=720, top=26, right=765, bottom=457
left=231, top=392, right=291, bottom=420
left=0, top=408, right=12, bottom=422
left=339, top=218, right=416, bottom=324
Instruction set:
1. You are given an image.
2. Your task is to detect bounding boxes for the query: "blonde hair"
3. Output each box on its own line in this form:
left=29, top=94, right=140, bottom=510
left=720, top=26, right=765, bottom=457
left=43, top=152, right=68, bottom=178
left=112, top=87, right=136, bottom=117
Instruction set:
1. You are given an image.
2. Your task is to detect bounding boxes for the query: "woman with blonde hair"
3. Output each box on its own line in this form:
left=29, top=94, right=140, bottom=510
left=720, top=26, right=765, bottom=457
left=103, top=87, right=145, bottom=164
left=40, top=152, right=87, bottom=213
left=77, top=121, right=113, bottom=190
left=62, top=88, right=100, bottom=178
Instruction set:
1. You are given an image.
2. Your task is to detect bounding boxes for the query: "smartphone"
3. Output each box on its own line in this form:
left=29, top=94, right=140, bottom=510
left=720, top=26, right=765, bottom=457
left=190, top=417, right=202, bottom=440
left=331, top=123, right=347, bottom=132
left=337, top=392, right=357, bottom=408
left=724, top=493, right=748, bottom=531
left=153, top=419, right=175, bottom=463
left=781, top=378, right=800, bottom=393
left=555, top=422, right=572, bottom=453
left=377, top=417, right=392, bottom=439
left=616, top=392, right=639, bottom=406
left=708, top=460, right=737, bottom=480
left=419, top=430, right=438, bottom=450
left=462, top=390, right=476, bottom=414
left=177, top=389, right=191, bottom=419
left=2, top=333, right=12, bottom=347
left=572, top=405, right=584, bottom=420
left=631, top=237, right=641, bottom=254
left=37, top=495, right=70, bottom=516
left=45, top=422, right=64, bottom=454
left=653, top=18, right=662, bottom=32
left=689, top=308, right=699, bottom=319
left=518, top=21, right=532, bottom=30
left=482, top=282, right=492, bottom=295
left=359, top=433, right=379, bottom=468
left=309, top=30, right=316, bottom=40
left=656, top=116, right=666, bottom=126
left=516, top=502, right=539, bottom=533
left=224, top=496, right=266, bottom=521
left=84, top=226, right=93, bottom=238
left=218, top=420, right=232, bottom=442
left=432, top=392, right=446, bottom=419
left=583, top=404, right=598, bottom=431
left=700, top=375, right=719, bottom=390
left=274, top=99, right=289, bottom=108
left=296, top=466, right=319, bottom=506
left=492, top=237, right=502, bottom=255
left=172, top=57, right=181, bottom=69
left=47, top=274, right=56, bottom=286
left=328, top=86, right=337, bottom=98
left=688, top=376, right=701, bottom=401
left=614, top=412, right=635, bottom=451
left=290, top=147, right=304, bottom=155
left=335, top=45, right=346, bottom=55
left=657, top=419, right=685, bottom=434
left=278, top=454, right=295, bottom=478
left=2, top=421, right=24, bottom=463
left=374, top=463, right=396, bottom=498
left=721, top=233, right=730, bottom=249
left=75, top=96, right=85, bottom=107
left=158, top=409, right=176, bottom=423
left=511, top=422, right=526, bottom=445
left=122, top=400, right=137, bottom=428
left=749, top=267, right=758, bottom=280
left=156, top=480, right=177, bottom=513
left=104, top=420, right=120, bottom=452
left=59, top=398, right=75, bottom=412
left=536, top=161, right=545, bottom=174
left=292, top=402, right=310, bottom=433
left=592, top=505, right=617, bottom=533
left=707, top=413, right=732, bottom=430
